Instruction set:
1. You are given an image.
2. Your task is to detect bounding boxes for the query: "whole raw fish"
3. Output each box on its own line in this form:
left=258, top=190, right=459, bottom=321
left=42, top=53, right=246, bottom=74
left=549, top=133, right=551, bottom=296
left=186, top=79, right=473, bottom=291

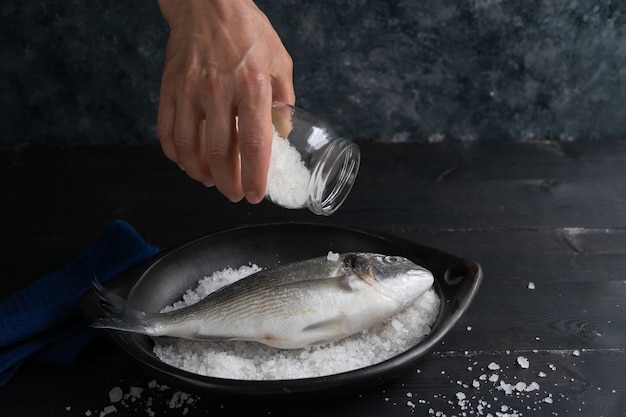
left=93, top=252, right=434, bottom=349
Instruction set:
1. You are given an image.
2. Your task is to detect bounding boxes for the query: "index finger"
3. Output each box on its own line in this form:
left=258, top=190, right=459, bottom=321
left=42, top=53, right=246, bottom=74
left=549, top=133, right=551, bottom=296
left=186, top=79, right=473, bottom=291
left=236, top=86, right=273, bottom=204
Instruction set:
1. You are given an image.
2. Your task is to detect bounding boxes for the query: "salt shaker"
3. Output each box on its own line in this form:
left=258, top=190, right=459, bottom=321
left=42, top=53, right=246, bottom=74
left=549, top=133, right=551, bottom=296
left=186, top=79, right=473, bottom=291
left=266, top=102, right=360, bottom=215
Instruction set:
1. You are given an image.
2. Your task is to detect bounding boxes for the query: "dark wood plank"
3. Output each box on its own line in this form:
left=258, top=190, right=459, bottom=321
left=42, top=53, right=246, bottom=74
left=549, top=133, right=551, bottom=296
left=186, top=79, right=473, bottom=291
left=1, top=142, right=626, bottom=416
left=1, top=344, right=623, bottom=417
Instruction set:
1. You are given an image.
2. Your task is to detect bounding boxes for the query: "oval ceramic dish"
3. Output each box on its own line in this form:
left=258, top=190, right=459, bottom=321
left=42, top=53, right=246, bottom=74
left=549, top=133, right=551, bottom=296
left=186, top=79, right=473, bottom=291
left=81, top=223, right=482, bottom=401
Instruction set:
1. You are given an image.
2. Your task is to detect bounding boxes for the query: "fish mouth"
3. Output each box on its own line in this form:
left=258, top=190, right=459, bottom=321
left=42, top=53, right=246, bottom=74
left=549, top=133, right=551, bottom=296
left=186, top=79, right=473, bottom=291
left=344, top=253, right=377, bottom=285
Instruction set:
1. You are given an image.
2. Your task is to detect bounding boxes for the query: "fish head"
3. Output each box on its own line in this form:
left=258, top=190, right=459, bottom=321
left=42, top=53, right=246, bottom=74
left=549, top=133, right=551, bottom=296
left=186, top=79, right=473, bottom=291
left=344, top=253, right=434, bottom=305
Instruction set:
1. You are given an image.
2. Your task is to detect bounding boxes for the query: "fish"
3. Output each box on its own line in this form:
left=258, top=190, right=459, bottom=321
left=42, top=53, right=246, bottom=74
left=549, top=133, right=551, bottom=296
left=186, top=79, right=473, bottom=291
left=93, top=252, right=434, bottom=349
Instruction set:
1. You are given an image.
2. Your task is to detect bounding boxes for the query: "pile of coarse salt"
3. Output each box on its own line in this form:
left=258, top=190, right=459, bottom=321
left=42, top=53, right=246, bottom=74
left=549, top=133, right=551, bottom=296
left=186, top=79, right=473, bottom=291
left=153, top=251, right=440, bottom=380
left=265, top=126, right=311, bottom=209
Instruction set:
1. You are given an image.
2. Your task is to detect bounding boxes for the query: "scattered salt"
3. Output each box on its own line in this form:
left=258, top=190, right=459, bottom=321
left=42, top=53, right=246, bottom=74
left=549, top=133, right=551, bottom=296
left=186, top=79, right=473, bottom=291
left=538, top=371, right=547, bottom=378
left=108, top=387, right=123, bottom=403
left=516, top=356, right=529, bottom=369
left=488, top=362, right=500, bottom=371
left=154, top=263, right=440, bottom=380
left=528, top=282, right=535, bottom=289
left=415, top=353, right=565, bottom=417
left=572, top=349, right=581, bottom=356
left=99, top=405, right=117, bottom=417
left=265, top=127, right=310, bottom=208
left=515, top=382, right=527, bottom=392
left=326, top=251, right=340, bottom=261
left=498, top=380, right=514, bottom=395
left=526, top=382, right=540, bottom=391
left=129, top=386, right=144, bottom=399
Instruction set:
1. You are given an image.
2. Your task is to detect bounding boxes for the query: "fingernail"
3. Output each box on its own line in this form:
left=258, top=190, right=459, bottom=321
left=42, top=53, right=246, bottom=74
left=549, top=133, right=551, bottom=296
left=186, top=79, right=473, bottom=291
left=177, top=164, right=185, bottom=172
left=203, top=181, right=215, bottom=188
left=228, top=195, right=244, bottom=203
left=246, top=192, right=262, bottom=204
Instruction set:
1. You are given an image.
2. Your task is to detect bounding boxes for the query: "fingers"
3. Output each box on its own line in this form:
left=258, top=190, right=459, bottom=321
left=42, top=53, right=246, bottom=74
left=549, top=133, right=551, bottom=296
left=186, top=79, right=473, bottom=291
left=155, top=0, right=296, bottom=205
left=158, top=63, right=217, bottom=188
left=173, top=87, right=207, bottom=181
left=156, top=82, right=178, bottom=165
left=157, top=69, right=294, bottom=205
left=270, top=52, right=296, bottom=107
left=236, top=77, right=273, bottom=204
left=204, top=99, right=243, bottom=202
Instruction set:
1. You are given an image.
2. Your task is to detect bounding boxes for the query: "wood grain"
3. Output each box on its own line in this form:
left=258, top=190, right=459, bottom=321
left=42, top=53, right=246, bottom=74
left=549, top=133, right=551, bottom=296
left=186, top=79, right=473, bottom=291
left=1, top=141, right=625, bottom=416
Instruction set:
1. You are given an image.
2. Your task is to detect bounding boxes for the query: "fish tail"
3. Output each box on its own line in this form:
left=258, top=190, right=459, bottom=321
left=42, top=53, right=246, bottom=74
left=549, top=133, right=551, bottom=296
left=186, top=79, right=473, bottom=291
left=91, top=280, right=152, bottom=335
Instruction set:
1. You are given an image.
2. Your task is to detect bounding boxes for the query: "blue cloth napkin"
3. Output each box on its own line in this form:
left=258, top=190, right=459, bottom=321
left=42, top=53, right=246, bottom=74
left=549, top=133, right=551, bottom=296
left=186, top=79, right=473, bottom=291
left=0, top=220, right=161, bottom=387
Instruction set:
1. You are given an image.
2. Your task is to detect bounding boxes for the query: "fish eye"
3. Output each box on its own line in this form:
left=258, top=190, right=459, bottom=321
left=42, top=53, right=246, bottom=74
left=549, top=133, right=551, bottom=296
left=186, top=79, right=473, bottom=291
left=384, top=256, right=401, bottom=263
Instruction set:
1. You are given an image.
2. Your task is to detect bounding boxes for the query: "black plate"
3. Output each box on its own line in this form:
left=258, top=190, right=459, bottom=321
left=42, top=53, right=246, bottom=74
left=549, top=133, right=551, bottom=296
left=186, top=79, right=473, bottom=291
left=81, top=222, right=482, bottom=401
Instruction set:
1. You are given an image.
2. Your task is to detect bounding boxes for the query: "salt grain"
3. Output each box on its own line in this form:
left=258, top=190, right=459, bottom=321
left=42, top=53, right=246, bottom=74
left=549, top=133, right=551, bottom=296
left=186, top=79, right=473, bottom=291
left=154, top=264, right=440, bottom=380
left=108, top=387, right=123, bottom=403
left=326, top=251, right=340, bottom=261
left=99, top=405, right=117, bottom=417
left=488, top=362, right=500, bottom=371
left=129, top=386, right=144, bottom=399
left=528, top=282, right=535, bottom=289
left=515, top=382, right=527, bottom=392
left=516, top=356, right=529, bottom=369
left=265, top=127, right=311, bottom=208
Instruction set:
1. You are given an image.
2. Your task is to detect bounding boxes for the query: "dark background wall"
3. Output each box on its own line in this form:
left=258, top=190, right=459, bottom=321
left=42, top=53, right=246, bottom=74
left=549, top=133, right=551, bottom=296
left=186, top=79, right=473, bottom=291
left=1, top=0, right=625, bottom=145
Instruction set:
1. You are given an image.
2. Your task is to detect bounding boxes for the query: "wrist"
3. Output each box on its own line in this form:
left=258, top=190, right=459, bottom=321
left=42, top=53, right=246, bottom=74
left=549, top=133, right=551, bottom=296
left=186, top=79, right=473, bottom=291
left=157, top=0, right=255, bottom=27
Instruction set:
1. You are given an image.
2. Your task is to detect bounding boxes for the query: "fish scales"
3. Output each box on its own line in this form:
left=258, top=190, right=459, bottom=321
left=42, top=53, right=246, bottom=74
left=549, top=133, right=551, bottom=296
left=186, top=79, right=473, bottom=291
left=93, top=252, right=434, bottom=349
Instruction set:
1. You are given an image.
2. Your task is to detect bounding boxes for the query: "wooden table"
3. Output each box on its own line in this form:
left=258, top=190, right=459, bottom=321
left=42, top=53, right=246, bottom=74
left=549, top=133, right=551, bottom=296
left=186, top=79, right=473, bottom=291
left=1, top=141, right=625, bottom=416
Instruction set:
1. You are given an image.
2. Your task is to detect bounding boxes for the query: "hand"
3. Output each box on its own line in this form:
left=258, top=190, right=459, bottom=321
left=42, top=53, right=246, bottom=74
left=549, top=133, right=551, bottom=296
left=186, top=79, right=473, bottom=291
left=156, top=0, right=295, bottom=203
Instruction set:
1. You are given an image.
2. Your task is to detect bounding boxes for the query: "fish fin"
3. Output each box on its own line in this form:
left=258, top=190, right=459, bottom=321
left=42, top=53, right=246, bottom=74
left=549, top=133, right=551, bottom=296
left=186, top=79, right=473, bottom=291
left=299, top=316, right=350, bottom=346
left=91, top=280, right=151, bottom=335
left=301, top=315, right=346, bottom=332
left=336, top=275, right=354, bottom=291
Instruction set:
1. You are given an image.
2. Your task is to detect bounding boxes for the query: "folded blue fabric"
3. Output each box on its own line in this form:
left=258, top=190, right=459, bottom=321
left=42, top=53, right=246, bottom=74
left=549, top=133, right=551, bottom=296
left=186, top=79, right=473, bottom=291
left=0, top=220, right=161, bottom=387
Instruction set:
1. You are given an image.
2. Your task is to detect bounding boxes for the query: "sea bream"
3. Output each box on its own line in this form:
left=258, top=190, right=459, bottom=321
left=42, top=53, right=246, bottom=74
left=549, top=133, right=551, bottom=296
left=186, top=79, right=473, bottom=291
left=93, top=252, right=434, bottom=349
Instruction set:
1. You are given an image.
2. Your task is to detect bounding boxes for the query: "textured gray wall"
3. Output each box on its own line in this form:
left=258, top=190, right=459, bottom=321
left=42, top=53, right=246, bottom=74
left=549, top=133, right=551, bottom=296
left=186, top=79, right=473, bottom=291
left=1, top=0, right=625, bottom=145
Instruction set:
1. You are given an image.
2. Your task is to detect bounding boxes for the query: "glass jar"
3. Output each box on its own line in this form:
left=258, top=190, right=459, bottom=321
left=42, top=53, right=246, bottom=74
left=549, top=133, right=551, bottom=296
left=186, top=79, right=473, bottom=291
left=266, top=102, right=360, bottom=215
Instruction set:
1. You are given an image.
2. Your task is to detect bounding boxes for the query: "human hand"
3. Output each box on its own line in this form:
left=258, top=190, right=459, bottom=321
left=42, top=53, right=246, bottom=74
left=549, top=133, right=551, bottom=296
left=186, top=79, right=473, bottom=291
left=156, top=0, right=295, bottom=203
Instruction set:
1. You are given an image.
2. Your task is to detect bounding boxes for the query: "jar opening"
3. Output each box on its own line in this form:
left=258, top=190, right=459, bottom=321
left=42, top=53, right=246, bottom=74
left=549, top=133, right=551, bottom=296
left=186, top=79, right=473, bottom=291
left=308, top=139, right=360, bottom=215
